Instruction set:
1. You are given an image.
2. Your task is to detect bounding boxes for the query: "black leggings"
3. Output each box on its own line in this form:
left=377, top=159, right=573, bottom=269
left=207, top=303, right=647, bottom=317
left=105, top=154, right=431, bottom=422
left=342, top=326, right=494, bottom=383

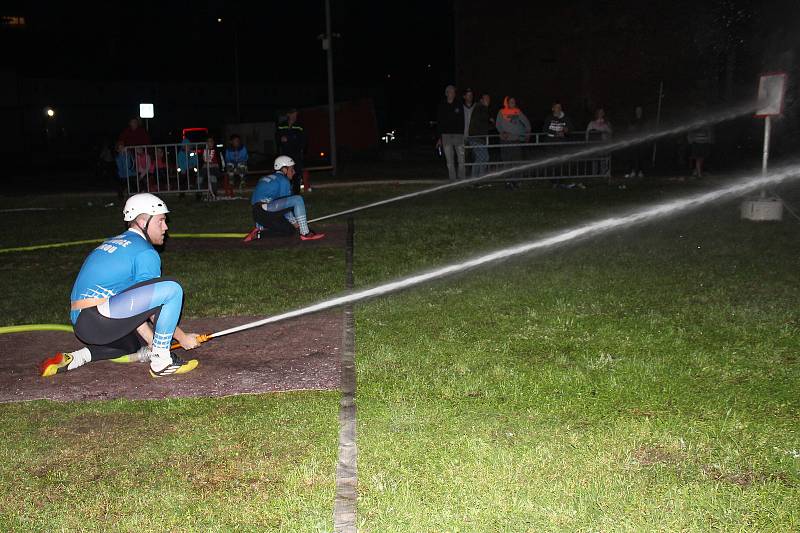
left=73, top=277, right=178, bottom=360
left=251, top=204, right=296, bottom=236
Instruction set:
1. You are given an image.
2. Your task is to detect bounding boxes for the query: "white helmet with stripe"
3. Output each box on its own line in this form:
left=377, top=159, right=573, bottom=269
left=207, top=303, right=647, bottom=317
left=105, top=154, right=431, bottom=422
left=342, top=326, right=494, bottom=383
left=123, top=193, right=169, bottom=222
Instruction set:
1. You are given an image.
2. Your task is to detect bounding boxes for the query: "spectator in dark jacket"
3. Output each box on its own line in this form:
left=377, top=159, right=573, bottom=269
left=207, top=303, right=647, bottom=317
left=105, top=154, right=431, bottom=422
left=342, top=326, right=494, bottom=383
left=436, top=85, right=465, bottom=180
left=543, top=103, right=572, bottom=140
left=118, top=118, right=152, bottom=147
left=626, top=105, right=646, bottom=177
left=468, top=93, right=492, bottom=177
left=277, top=109, right=307, bottom=194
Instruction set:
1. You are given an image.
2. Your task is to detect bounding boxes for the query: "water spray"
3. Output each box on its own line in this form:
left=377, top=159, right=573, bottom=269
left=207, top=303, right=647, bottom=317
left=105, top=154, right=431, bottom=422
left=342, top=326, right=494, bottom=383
left=172, top=164, right=799, bottom=348
left=309, top=102, right=759, bottom=224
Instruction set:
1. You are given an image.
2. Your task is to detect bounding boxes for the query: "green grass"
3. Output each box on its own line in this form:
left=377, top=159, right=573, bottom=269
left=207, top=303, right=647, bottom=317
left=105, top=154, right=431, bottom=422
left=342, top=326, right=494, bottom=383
left=1, top=179, right=799, bottom=530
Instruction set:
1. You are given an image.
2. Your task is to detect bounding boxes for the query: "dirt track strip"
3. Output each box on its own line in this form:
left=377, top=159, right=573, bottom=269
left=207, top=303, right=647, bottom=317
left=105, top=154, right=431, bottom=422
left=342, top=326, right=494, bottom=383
left=0, top=314, right=342, bottom=403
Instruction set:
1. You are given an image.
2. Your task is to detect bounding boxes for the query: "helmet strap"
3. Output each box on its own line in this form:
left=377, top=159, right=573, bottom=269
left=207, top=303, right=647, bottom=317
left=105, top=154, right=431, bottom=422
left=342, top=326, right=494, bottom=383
left=131, top=215, right=154, bottom=244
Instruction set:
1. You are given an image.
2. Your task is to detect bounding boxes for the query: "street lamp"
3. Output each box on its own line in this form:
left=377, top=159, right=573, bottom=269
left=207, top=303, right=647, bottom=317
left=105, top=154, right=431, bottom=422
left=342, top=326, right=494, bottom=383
left=45, top=107, right=55, bottom=118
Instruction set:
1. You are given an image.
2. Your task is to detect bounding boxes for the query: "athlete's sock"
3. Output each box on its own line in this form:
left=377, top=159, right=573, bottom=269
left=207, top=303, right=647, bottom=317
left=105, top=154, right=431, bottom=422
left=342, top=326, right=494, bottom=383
left=296, top=215, right=310, bottom=235
left=67, top=347, right=91, bottom=370
left=131, top=345, right=150, bottom=363
left=149, top=347, right=172, bottom=372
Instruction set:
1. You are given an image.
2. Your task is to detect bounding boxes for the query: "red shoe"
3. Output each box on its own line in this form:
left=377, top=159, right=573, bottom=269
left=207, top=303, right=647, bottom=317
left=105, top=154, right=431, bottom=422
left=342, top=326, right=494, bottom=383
left=243, top=227, right=261, bottom=243
left=40, top=352, right=72, bottom=377
left=300, top=230, right=325, bottom=241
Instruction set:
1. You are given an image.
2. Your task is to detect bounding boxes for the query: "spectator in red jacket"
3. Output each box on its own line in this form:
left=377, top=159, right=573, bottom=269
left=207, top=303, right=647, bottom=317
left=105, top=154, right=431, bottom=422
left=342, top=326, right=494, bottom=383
left=118, top=118, right=152, bottom=147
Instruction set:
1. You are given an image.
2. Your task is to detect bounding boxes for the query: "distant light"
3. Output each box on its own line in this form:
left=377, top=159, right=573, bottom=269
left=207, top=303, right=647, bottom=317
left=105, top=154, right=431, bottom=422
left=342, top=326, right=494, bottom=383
left=2, top=16, right=26, bottom=27
left=139, top=103, right=154, bottom=119
left=189, top=152, right=196, bottom=157
left=427, top=64, right=431, bottom=68
left=217, top=17, right=223, bottom=22
left=216, top=143, right=223, bottom=148
left=320, top=151, right=325, bottom=157
left=45, top=107, right=55, bottom=118
left=386, top=74, right=391, bottom=79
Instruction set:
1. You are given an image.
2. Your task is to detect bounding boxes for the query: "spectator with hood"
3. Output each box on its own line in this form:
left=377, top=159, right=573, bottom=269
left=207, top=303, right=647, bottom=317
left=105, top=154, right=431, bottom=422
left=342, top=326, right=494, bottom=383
left=495, top=96, right=531, bottom=189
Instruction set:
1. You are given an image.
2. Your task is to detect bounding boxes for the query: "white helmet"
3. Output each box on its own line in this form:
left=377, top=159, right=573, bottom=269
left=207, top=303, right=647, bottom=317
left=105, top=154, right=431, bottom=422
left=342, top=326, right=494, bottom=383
left=273, top=155, right=295, bottom=171
left=123, top=193, right=169, bottom=222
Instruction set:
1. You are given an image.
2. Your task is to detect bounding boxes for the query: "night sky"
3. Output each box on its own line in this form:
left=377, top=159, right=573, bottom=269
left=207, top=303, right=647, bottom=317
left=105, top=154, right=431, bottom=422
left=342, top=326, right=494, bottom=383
left=3, top=0, right=454, bottom=86
left=3, top=0, right=799, bottom=166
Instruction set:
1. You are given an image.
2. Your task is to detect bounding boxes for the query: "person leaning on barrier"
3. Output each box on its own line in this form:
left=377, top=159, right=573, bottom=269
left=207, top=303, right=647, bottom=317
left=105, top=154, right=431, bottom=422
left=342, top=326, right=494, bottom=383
left=586, top=108, right=612, bottom=141
left=586, top=108, right=613, bottom=178
left=39, top=193, right=202, bottom=378
left=543, top=102, right=572, bottom=140
left=244, top=156, right=325, bottom=242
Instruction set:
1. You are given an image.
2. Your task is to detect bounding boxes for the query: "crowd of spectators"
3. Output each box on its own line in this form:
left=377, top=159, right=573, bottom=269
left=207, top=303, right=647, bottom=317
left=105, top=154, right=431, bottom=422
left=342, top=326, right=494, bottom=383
left=435, top=85, right=714, bottom=184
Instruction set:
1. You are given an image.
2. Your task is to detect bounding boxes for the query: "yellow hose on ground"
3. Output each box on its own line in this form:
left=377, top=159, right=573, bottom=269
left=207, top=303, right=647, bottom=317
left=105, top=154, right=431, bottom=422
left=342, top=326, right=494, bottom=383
left=0, top=233, right=247, bottom=254
left=0, top=324, right=74, bottom=334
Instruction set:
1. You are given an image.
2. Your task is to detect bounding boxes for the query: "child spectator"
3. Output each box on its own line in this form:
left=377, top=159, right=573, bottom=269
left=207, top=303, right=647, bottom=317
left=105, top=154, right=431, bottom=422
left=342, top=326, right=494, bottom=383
left=134, top=147, right=153, bottom=191
left=150, top=147, right=168, bottom=191
left=224, top=134, right=249, bottom=193
left=114, top=141, right=134, bottom=200
left=199, top=136, right=221, bottom=197
left=586, top=108, right=613, bottom=177
left=177, top=138, right=199, bottom=191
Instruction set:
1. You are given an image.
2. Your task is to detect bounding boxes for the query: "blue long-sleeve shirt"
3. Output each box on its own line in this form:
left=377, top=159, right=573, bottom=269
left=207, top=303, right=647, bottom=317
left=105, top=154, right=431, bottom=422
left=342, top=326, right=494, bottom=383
left=251, top=172, right=291, bottom=204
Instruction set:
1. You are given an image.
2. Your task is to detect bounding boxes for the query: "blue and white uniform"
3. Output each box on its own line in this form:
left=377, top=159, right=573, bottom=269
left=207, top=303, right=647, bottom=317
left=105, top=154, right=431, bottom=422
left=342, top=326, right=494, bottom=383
left=70, top=228, right=184, bottom=355
left=250, top=172, right=309, bottom=234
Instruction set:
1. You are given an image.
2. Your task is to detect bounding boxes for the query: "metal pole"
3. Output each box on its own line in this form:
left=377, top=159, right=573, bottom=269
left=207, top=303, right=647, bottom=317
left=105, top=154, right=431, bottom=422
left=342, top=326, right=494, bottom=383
left=651, top=81, right=664, bottom=166
left=325, top=0, right=338, bottom=176
left=762, top=115, right=771, bottom=176
left=760, top=115, right=771, bottom=198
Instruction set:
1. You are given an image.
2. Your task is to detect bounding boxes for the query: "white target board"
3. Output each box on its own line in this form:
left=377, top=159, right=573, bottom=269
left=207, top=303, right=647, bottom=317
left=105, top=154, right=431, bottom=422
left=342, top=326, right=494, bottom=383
left=755, top=72, right=787, bottom=117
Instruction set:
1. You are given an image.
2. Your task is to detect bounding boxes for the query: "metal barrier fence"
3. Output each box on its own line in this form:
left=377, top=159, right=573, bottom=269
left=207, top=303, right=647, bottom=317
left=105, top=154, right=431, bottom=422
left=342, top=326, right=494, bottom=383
left=122, top=143, right=215, bottom=196
left=463, top=131, right=611, bottom=180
